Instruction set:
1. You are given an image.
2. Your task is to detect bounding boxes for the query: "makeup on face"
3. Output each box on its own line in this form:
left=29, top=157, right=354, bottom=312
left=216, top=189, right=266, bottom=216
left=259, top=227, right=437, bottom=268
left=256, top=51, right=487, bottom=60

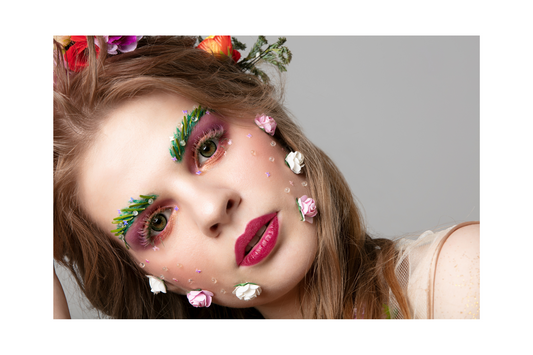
left=99, top=99, right=316, bottom=307
left=169, top=107, right=209, bottom=162
left=169, top=106, right=231, bottom=170
left=111, top=193, right=181, bottom=251
left=111, top=194, right=157, bottom=249
left=172, top=108, right=233, bottom=173
left=114, top=110, right=235, bottom=250
left=126, top=199, right=179, bottom=250
left=235, top=212, right=279, bottom=267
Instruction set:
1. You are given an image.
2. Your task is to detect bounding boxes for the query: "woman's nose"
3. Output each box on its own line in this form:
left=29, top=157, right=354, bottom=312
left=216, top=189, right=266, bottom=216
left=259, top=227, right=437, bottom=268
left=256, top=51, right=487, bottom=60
left=194, top=189, right=240, bottom=238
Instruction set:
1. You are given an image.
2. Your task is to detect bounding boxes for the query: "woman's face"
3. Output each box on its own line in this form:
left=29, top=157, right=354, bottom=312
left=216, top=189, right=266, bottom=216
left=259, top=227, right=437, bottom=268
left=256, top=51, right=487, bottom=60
left=78, top=93, right=317, bottom=313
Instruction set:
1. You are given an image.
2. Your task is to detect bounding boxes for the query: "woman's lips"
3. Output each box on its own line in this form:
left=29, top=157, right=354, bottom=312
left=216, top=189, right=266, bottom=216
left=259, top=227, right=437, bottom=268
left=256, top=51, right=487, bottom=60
left=235, top=212, right=279, bottom=267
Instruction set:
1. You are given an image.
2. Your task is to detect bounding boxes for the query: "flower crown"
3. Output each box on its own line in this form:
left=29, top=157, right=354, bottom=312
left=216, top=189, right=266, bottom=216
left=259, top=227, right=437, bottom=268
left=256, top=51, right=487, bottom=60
left=53, top=35, right=292, bottom=82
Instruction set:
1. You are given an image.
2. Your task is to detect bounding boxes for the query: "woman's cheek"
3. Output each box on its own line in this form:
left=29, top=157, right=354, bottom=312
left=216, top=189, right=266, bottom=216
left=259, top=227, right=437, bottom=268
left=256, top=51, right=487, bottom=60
left=134, top=246, right=228, bottom=297
left=239, top=125, right=310, bottom=203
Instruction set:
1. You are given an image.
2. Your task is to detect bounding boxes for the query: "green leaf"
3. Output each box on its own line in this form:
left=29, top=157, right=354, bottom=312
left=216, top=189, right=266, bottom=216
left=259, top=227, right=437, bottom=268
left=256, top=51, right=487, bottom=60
left=247, top=36, right=267, bottom=59
left=128, top=202, right=150, bottom=208
left=171, top=144, right=180, bottom=159
left=113, top=214, right=134, bottom=221
left=139, top=194, right=156, bottom=200
left=120, top=207, right=144, bottom=212
left=232, top=36, right=293, bottom=82
left=110, top=226, right=127, bottom=234
left=183, top=114, right=188, bottom=133
left=231, top=37, right=247, bottom=51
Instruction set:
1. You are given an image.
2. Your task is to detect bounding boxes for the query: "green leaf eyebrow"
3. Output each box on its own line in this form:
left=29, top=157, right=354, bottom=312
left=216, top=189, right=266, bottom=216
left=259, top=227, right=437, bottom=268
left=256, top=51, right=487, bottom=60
left=169, top=106, right=209, bottom=162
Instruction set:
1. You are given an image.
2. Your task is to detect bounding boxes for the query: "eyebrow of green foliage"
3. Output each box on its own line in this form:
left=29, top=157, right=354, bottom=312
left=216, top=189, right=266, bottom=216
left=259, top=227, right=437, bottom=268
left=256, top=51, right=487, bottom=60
left=169, top=106, right=209, bottom=162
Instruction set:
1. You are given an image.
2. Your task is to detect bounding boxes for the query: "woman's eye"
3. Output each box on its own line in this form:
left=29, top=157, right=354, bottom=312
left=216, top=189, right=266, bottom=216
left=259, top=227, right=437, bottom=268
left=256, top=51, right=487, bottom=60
left=193, top=125, right=226, bottom=169
left=150, top=213, right=168, bottom=232
left=197, top=137, right=219, bottom=165
left=142, top=207, right=173, bottom=246
left=199, top=139, right=217, bottom=158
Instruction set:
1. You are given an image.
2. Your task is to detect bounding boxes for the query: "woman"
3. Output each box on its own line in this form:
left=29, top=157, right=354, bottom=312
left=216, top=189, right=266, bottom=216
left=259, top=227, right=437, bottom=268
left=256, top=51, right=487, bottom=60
left=54, top=36, right=479, bottom=319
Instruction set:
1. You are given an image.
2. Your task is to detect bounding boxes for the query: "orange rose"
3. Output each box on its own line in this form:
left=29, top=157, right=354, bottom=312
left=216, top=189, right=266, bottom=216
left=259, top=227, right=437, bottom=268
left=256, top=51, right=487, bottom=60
left=197, top=35, right=241, bottom=62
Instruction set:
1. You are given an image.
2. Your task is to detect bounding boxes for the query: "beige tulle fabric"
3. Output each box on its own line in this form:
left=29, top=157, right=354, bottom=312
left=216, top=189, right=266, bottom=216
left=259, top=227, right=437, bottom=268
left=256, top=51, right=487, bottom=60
left=387, top=221, right=479, bottom=319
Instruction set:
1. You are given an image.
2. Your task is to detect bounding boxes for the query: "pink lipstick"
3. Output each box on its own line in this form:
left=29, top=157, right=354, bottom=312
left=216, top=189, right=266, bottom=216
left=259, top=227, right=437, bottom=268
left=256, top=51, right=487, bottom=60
left=235, top=212, right=279, bottom=267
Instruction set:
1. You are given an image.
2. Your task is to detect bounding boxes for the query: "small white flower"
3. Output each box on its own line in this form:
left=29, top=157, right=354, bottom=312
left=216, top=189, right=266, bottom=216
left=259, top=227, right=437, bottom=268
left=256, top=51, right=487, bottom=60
left=285, top=151, right=305, bottom=174
left=232, top=283, right=262, bottom=301
left=147, top=275, right=167, bottom=294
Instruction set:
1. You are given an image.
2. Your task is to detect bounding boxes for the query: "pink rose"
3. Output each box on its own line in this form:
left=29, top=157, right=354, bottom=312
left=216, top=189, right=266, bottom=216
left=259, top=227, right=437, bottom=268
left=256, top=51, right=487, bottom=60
left=254, top=114, right=277, bottom=136
left=297, top=195, right=318, bottom=223
left=187, top=289, right=214, bottom=307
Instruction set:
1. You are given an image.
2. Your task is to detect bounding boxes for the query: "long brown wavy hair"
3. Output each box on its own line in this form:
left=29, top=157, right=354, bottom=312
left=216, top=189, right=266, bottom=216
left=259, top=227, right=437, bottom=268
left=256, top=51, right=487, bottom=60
left=53, top=36, right=410, bottom=319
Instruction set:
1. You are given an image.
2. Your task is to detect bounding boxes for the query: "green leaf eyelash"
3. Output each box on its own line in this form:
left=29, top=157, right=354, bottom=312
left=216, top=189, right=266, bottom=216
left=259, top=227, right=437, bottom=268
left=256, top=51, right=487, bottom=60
left=111, top=194, right=158, bottom=249
left=169, top=106, right=209, bottom=162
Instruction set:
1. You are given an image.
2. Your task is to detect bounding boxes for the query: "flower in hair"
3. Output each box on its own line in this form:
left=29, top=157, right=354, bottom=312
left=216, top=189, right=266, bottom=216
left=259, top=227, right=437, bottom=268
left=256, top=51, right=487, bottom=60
left=197, top=36, right=241, bottom=62
left=197, top=36, right=292, bottom=83
left=187, top=289, right=214, bottom=307
left=297, top=195, right=317, bottom=223
left=255, top=114, right=277, bottom=136
left=56, top=36, right=142, bottom=72
left=63, top=36, right=101, bottom=72
left=102, top=36, right=142, bottom=55
left=233, top=282, right=262, bottom=301
left=285, top=151, right=305, bottom=174
left=146, top=275, right=167, bottom=294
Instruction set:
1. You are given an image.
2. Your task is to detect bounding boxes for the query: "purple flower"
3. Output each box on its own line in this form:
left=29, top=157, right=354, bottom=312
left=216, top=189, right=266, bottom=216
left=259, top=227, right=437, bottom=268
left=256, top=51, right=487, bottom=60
left=102, top=36, right=142, bottom=55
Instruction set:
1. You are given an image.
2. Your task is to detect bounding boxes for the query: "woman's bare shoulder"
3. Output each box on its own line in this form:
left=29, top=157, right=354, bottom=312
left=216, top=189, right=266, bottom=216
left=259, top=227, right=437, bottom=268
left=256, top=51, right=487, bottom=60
left=433, top=223, right=480, bottom=319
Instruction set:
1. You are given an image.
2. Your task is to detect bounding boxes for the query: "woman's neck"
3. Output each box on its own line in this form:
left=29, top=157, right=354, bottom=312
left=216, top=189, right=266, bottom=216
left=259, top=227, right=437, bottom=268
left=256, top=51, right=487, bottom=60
left=254, top=284, right=303, bottom=319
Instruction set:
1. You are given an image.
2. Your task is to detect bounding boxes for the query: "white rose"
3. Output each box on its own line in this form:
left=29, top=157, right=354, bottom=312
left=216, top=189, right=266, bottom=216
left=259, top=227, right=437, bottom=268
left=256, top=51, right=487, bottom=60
left=146, top=275, right=167, bottom=294
left=285, top=151, right=305, bottom=174
left=232, top=283, right=262, bottom=301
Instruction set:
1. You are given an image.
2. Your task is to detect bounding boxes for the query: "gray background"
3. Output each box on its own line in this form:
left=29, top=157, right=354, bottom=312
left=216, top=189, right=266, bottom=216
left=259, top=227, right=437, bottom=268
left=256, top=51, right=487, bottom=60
left=55, top=36, right=479, bottom=318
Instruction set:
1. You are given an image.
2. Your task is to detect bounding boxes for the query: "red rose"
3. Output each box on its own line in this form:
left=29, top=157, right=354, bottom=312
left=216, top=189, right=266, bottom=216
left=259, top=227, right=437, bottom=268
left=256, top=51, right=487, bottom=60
left=64, top=36, right=100, bottom=72
left=197, top=35, right=241, bottom=62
